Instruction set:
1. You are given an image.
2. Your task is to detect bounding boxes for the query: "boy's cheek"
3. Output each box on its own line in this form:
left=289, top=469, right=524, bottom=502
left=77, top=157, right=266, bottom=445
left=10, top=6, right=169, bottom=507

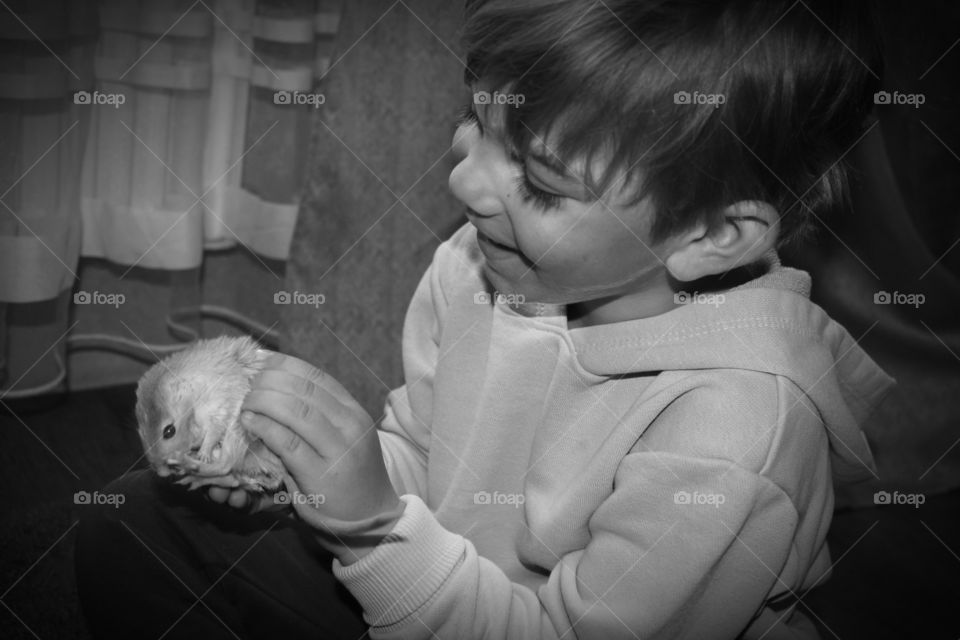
left=520, top=219, right=583, bottom=265
left=522, top=228, right=607, bottom=278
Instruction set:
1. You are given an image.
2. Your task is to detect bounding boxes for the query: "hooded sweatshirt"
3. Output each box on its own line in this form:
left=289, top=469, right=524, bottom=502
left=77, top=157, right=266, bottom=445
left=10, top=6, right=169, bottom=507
left=333, top=223, right=894, bottom=640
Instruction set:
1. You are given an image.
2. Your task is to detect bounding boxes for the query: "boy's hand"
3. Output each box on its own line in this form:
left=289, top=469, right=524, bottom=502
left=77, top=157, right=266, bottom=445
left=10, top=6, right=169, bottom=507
left=237, top=352, right=403, bottom=564
left=206, top=486, right=286, bottom=513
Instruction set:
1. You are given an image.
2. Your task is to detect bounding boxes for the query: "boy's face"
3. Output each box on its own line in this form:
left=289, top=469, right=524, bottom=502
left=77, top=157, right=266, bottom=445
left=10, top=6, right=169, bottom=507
left=448, top=100, right=673, bottom=307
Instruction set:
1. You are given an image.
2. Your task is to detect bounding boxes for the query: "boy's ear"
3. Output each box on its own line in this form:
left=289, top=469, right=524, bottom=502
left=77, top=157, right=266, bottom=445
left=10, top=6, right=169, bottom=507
left=664, top=201, right=780, bottom=282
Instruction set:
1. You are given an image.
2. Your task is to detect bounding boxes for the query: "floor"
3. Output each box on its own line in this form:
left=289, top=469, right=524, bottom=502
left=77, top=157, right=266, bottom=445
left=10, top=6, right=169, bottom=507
left=0, top=385, right=958, bottom=639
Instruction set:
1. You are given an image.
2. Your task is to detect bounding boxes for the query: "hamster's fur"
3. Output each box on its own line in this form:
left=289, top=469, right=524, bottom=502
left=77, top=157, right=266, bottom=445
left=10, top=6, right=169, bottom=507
left=135, top=336, right=283, bottom=491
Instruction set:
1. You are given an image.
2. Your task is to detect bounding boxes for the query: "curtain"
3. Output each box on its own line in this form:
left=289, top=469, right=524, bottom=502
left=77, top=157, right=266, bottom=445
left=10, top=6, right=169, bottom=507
left=0, top=0, right=342, bottom=395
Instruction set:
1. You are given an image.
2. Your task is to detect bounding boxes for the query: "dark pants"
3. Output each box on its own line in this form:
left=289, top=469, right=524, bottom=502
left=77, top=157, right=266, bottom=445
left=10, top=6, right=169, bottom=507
left=75, top=470, right=368, bottom=639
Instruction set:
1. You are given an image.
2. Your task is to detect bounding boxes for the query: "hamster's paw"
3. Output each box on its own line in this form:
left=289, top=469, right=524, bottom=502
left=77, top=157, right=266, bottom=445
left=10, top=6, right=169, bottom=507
left=175, top=474, right=242, bottom=491
left=181, top=457, right=232, bottom=477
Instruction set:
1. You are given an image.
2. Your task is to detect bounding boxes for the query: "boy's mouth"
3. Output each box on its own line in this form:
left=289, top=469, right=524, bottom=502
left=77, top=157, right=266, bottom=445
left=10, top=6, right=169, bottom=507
left=477, top=231, right=517, bottom=253
left=464, top=208, right=515, bottom=251
left=476, top=230, right=538, bottom=271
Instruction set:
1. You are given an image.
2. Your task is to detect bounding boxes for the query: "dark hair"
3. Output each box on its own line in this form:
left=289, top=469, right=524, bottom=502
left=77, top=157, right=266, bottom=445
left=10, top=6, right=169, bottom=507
left=462, top=0, right=882, bottom=246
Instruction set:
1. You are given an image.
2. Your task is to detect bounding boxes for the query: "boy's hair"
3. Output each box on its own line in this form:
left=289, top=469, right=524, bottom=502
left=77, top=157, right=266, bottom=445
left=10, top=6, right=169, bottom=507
left=462, top=0, right=883, bottom=247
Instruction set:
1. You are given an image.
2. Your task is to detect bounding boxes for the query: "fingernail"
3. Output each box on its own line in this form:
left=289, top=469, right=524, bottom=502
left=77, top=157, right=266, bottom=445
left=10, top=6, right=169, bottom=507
left=240, top=411, right=253, bottom=425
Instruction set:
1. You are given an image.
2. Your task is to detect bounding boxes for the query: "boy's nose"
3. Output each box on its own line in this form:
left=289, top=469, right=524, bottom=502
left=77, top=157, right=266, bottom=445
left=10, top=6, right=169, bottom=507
left=451, top=124, right=472, bottom=162
left=448, top=126, right=507, bottom=216
left=448, top=158, right=500, bottom=216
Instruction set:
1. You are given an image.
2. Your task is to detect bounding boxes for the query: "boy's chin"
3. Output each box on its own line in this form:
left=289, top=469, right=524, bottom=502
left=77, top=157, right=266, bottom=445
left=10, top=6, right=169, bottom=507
left=482, top=263, right=541, bottom=302
left=482, top=262, right=584, bottom=306
left=483, top=262, right=658, bottom=311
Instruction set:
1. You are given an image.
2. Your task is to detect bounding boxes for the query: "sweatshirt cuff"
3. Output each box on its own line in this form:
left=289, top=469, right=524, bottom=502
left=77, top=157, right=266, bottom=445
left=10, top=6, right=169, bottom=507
left=332, top=494, right=465, bottom=627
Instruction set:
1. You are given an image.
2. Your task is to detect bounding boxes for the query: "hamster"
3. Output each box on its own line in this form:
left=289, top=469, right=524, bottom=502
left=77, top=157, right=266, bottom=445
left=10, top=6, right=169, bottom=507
left=135, top=336, right=284, bottom=491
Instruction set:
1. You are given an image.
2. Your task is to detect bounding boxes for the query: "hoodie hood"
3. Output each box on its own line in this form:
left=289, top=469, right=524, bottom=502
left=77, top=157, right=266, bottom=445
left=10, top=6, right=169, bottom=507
left=567, top=255, right=895, bottom=483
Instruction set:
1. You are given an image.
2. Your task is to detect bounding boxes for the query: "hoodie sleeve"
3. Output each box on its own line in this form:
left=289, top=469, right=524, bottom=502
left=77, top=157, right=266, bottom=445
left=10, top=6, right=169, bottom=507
left=333, top=452, right=802, bottom=640
left=377, top=240, right=450, bottom=499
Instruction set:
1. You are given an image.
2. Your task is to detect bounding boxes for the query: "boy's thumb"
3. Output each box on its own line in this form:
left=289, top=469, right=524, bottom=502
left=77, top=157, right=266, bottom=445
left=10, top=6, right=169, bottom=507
left=240, top=410, right=312, bottom=475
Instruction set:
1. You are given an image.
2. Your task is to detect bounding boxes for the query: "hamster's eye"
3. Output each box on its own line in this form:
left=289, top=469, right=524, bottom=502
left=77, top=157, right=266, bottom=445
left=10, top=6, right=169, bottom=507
left=162, top=423, right=176, bottom=440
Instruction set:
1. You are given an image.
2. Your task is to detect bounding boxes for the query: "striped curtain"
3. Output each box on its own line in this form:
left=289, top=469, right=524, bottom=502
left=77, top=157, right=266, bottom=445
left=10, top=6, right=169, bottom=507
left=0, top=0, right=341, bottom=394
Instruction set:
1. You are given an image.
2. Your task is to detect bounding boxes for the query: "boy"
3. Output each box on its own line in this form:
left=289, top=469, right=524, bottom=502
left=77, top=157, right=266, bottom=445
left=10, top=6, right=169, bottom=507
left=77, top=1, right=892, bottom=638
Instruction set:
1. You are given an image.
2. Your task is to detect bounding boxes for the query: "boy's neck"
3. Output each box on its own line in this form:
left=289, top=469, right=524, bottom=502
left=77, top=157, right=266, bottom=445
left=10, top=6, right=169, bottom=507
left=567, top=278, right=678, bottom=328
left=566, top=256, right=775, bottom=328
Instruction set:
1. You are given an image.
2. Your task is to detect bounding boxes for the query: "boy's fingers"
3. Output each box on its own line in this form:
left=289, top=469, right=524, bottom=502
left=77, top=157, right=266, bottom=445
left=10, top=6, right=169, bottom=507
left=252, top=369, right=344, bottom=416
left=227, top=489, right=248, bottom=509
left=207, top=486, right=250, bottom=510
left=242, top=388, right=339, bottom=452
left=240, top=410, right=324, bottom=477
left=248, top=492, right=286, bottom=514
left=256, top=353, right=358, bottom=409
left=249, top=370, right=359, bottom=433
left=207, top=486, right=230, bottom=503
left=282, top=474, right=300, bottom=494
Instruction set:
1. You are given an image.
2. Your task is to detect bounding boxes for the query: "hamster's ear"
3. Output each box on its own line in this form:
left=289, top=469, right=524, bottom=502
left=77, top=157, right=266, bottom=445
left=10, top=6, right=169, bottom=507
left=664, top=201, right=779, bottom=281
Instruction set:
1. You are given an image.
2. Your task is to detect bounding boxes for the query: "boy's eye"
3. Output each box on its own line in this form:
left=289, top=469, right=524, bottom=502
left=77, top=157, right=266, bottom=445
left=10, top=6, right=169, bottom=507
left=454, top=103, right=564, bottom=211
left=455, top=104, right=480, bottom=131
left=514, top=174, right=563, bottom=211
